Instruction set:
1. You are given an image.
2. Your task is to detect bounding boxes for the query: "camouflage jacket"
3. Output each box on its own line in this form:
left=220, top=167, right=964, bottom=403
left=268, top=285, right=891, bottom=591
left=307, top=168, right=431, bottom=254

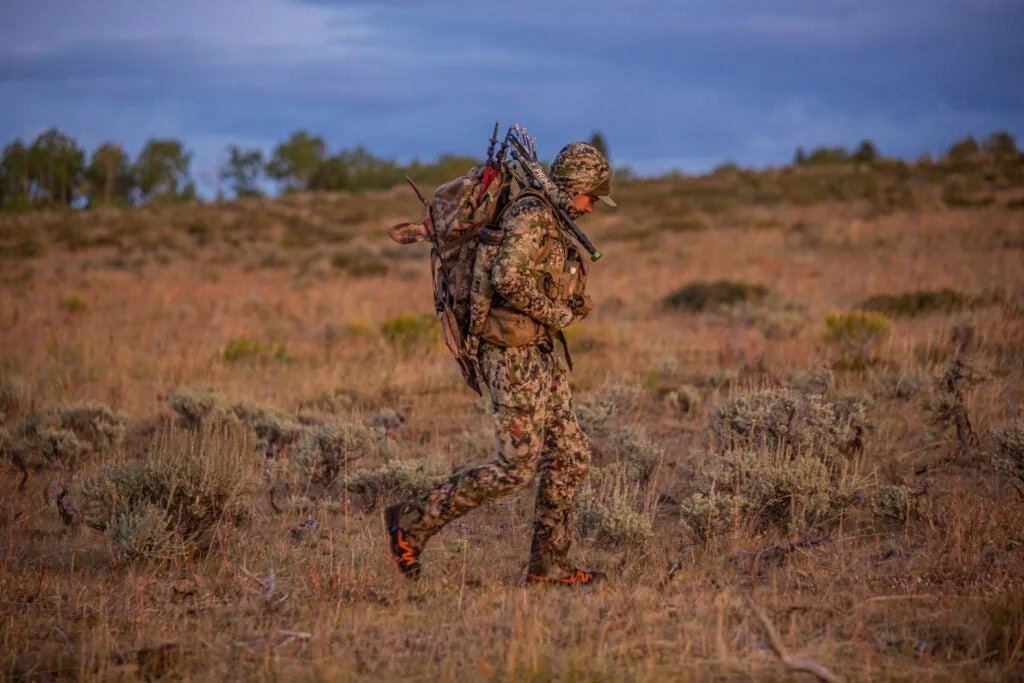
left=489, top=194, right=586, bottom=330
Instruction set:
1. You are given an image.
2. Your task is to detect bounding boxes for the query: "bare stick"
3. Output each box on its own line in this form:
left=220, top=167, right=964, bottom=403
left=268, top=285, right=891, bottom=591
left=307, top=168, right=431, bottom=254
left=263, top=569, right=276, bottom=605
left=745, top=591, right=844, bottom=683
left=54, top=626, right=73, bottom=654
left=239, top=562, right=266, bottom=588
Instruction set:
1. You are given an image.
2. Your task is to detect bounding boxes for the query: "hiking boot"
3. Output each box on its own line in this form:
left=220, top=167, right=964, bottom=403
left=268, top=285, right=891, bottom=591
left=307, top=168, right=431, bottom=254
left=526, top=568, right=607, bottom=586
left=385, top=502, right=422, bottom=579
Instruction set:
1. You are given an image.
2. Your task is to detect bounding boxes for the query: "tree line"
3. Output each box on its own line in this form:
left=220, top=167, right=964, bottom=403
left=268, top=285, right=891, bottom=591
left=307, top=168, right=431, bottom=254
left=0, top=128, right=493, bottom=211
left=0, top=125, right=1017, bottom=212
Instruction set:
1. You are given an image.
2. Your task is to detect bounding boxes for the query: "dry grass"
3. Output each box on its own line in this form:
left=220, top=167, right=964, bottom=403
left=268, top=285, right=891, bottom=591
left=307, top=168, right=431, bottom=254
left=2, top=172, right=1024, bottom=681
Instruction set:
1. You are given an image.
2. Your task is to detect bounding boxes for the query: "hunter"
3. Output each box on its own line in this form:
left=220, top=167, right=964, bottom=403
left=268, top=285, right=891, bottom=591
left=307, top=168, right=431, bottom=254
left=386, top=142, right=616, bottom=586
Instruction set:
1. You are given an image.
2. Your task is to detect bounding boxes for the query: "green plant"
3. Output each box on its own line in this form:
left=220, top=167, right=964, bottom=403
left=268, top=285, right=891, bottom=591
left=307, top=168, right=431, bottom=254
left=60, top=294, right=87, bottom=313
left=221, top=335, right=288, bottom=363
left=822, top=310, right=892, bottom=368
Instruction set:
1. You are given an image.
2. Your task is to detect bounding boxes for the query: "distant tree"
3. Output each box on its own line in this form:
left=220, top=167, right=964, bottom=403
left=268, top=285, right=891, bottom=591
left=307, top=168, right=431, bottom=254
left=805, top=146, right=849, bottom=165
left=982, top=131, right=1018, bottom=159
left=220, top=145, right=265, bottom=198
left=308, top=155, right=349, bottom=191
left=26, top=128, right=86, bottom=206
left=0, top=140, right=31, bottom=209
left=266, top=130, right=327, bottom=193
left=404, top=153, right=480, bottom=186
left=852, top=139, right=879, bottom=165
left=945, top=136, right=980, bottom=163
left=793, top=146, right=807, bottom=165
left=588, top=130, right=610, bottom=160
left=85, top=142, right=133, bottom=206
left=339, top=145, right=401, bottom=191
left=134, top=138, right=194, bottom=203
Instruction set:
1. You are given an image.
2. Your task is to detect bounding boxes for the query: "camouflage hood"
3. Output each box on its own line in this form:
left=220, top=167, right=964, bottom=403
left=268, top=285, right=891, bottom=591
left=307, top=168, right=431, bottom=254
left=549, top=142, right=614, bottom=218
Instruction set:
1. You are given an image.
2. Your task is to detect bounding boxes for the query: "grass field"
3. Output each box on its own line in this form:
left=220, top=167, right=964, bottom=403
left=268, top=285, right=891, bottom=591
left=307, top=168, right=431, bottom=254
left=1, top=165, right=1023, bottom=681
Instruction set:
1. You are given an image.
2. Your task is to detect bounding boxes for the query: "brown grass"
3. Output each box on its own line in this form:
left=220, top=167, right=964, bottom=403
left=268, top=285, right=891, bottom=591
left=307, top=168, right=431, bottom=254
left=2, top=173, right=1024, bottom=681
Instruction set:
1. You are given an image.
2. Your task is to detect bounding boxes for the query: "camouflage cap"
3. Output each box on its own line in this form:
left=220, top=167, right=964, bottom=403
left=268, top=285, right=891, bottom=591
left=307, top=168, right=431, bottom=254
left=550, top=142, right=616, bottom=207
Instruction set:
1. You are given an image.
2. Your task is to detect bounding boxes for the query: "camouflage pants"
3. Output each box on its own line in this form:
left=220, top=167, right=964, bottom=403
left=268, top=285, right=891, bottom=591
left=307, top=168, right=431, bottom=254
left=393, top=340, right=591, bottom=577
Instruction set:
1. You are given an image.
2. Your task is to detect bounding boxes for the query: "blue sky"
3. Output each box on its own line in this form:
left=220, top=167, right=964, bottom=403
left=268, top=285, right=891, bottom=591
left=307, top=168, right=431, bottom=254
left=2, top=0, right=1022, bottom=195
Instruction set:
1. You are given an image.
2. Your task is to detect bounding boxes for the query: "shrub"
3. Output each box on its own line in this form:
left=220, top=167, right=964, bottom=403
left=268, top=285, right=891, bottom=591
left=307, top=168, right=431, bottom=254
left=229, top=402, right=306, bottom=457
left=857, top=289, right=970, bottom=318
left=663, top=384, right=701, bottom=414
left=878, top=373, right=924, bottom=400
left=0, top=369, right=31, bottom=419
left=990, top=421, right=1024, bottom=486
left=785, top=368, right=833, bottom=395
left=663, top=280, right=768, bottom=313
left=709, top=388, right=868, bottom=465
left=166, top=387, right=229, bottom=428
left=346, top=455, right=451, bottom=508
left=289, top=420, right=378, bottom=488
left=601, top=426, right=662, bottom=484
left=578, top=496, right=654, bottom=549
left=17, top=401, right=126, bottom=467
left=575, top=382, right=641, bottom=435
left=330, top=252, right=389, bottom=277
left=873, top=485, right=929, bottom=523
left=60, top=294, right=87, bottom=313
left=822, top=310, right=892, bottom=368
left=679, top=446, right=860, bottom=540
left=924, top=359, right=986, bottom=455
left=380, top=313, right=439, bottom=348
left=222, top=336, right=288, bottom=363
left=76, top=421, right=261, bottom=562
left=166, top=388, right=308, bottom=456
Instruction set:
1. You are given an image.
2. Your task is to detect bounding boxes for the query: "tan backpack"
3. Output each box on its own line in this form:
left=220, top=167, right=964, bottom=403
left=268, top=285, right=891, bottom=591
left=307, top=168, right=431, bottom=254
left=387, top=164, right=514, bottom=395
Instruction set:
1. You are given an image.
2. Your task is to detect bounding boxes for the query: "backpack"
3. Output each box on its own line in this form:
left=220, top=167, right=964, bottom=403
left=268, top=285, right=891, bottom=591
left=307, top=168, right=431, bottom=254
left=387, top=163, right=515, bottom=395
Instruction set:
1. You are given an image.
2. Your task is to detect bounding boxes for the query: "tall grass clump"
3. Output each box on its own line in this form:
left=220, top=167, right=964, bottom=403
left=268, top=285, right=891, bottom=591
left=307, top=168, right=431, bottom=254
left=76, top=421, right=261, bottom=562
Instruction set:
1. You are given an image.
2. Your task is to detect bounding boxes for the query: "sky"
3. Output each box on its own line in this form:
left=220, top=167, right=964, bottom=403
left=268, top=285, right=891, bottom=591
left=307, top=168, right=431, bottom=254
left=1, top=0, right=1022, bottom=196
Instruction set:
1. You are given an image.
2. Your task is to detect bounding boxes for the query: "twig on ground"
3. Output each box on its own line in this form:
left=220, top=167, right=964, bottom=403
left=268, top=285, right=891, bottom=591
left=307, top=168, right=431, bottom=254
left=745, top=591, right=844, bottom=683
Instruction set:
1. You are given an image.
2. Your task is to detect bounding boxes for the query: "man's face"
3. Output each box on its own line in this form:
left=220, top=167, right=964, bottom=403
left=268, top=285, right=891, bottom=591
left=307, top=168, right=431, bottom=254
left=572, top=194, right=598, bottom=214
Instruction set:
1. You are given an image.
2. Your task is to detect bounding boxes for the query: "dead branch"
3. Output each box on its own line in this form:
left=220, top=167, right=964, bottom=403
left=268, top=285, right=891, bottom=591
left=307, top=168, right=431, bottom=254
left=279, top=630, right=312, bottom=639
left=745, top=591, right=844, bottom=683
left=263, top=569, right=276, bottom=605
left=238, top=562, right=266, bottom=589
left=53, top=626, right=73, bottom=654
left=51, top=481, right=78, bottom=527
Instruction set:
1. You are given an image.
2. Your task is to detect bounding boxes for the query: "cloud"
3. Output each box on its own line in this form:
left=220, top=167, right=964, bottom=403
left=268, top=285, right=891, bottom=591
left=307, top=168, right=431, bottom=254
left=1, top=0, right=1022, bottom=196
